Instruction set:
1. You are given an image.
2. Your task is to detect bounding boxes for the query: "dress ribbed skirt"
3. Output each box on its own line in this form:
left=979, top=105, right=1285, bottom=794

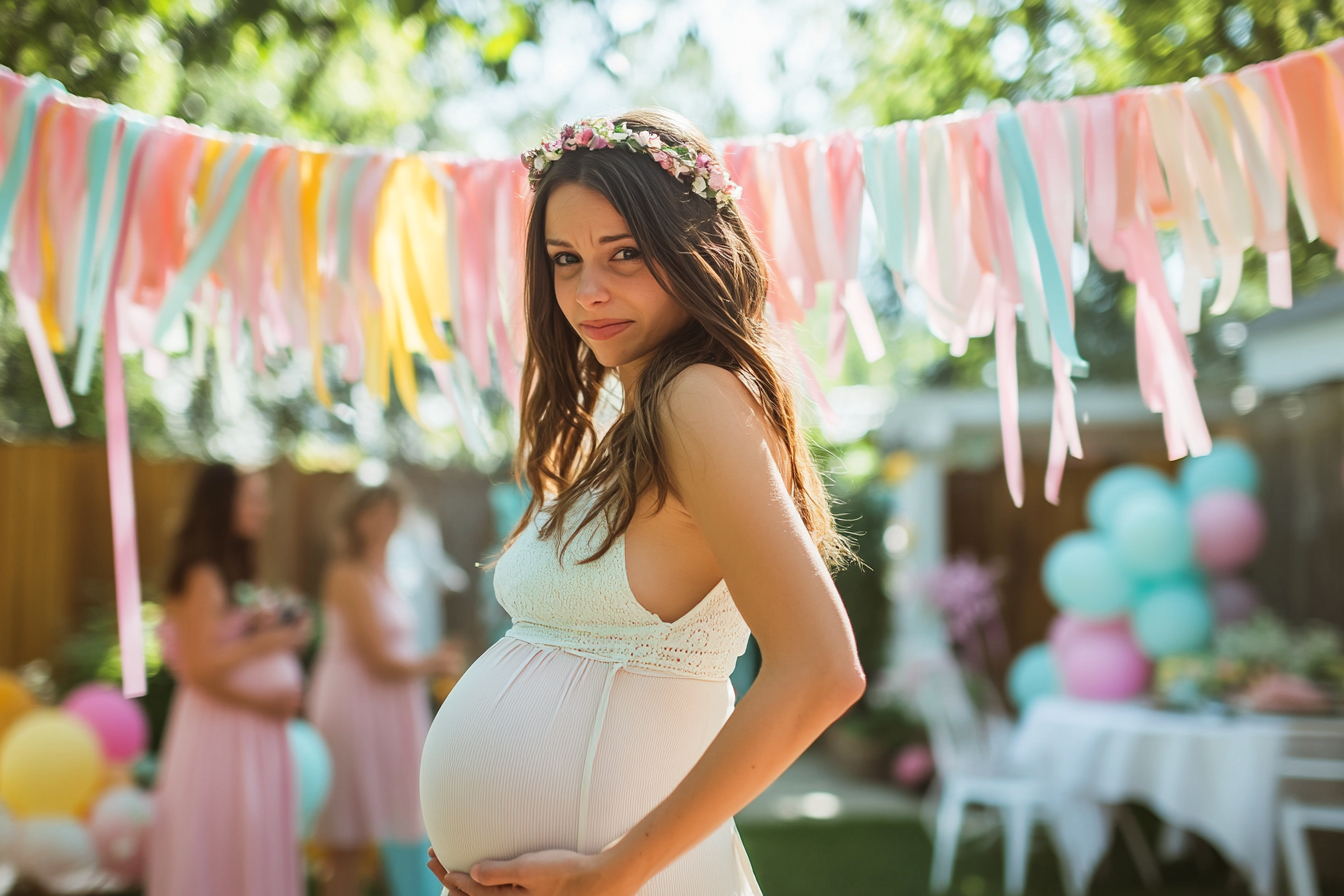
left=146, top=686, right=302, bottom=896
left=419, top=637, right=759, bottom=895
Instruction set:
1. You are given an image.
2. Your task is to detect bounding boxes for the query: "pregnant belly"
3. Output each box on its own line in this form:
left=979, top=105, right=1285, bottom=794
left=419, top=637, right=733, bottom=872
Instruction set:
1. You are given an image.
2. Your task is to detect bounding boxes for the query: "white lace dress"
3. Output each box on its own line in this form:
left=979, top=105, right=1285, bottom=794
left=419, top=509, right=761, bottom=895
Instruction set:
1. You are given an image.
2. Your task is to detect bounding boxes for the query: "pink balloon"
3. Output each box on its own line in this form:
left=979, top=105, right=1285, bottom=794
left=1058, top=625, right=1152, bottom=701
left=88, top=787, right=154, bottom=883
left=1210, top=578, right=1261, bottom=626
left=62, top=684, right=149, bottom=763
left=891, top=743, right=935, bottom=790
left=1189, top=491, right=1267, bottom=574
left=1049, top=614, right=1131, bottom=660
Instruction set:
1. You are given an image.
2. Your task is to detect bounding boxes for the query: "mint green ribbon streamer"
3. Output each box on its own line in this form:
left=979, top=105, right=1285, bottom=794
left=73, top=111, right=121, bottom=324
left=996, top=111, right=1088, bottom=375
left=998, top=144, right=1052, bottom=368
left=152, top=141, right=268, bottom=346
left=74, top=117, right=149, bottom=394
left=0, top=76, right=59, bottom=248
left=337, top=153, right=371, bottom=282
left=862, top=129, right=905, bottom=278
left=903, top=124, right=921, bottom=275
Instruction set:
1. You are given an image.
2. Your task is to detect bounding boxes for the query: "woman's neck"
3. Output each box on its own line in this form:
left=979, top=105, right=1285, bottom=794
left=359, top=544, right=388, bottom=571
left=616, top=354, right=653, bottom=409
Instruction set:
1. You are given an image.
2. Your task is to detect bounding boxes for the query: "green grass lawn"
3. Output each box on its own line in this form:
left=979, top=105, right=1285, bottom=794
left=736, top=813, right=1329, bottom=896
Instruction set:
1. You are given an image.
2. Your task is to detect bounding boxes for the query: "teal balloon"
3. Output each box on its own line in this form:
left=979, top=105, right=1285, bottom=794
left=1180, top=439, right=1260, bottom=499
left=1087, top=465, right=1173, bottom=531
left=287, top=719, right=332, bottom=840
left=1112, top=490, right=1193, bottom=578
left=1042, top=532, right=1135, bottom=618
left=1133, top=583, right=1213, bottom=658
left=1008, top=644, right=1060, bottom=709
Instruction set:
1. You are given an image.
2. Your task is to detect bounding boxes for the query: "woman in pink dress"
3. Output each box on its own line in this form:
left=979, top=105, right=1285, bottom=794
left=147, top=464, right=309, bottom=896
left=309, top=484, right=459, bottom=896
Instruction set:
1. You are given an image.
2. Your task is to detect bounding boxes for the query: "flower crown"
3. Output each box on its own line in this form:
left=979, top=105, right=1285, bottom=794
left=520, top=117, right=742, bottom=208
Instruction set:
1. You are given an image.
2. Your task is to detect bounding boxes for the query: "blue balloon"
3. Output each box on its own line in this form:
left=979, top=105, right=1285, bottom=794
left=1008, top=643, right=1060, bottom=709
left=1042, top=532, right=1135, bottom=618
left=1112, top=489, right=1193, bottom=578
left=1087, top=465, right=1173, bottom=531
left=1133, top=583, right=1213, bottom=658
left=1180, top=439, right=1260, bottom=499
left=287, top=719, right=332, bottom=839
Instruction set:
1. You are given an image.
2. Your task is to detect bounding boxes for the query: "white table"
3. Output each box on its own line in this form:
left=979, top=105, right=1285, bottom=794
left=1011, top=697, right=1295, bottom=896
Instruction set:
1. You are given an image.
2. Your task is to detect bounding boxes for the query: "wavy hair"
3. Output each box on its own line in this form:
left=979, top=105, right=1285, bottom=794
left=165, top=464, right=256, bottom=599
left=511, top=108, right=847, bottom=568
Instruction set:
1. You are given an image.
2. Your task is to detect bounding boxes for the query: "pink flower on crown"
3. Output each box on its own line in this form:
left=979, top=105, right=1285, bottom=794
left=591, top=135, right=609, bottom=150
left=696, top=153, right=711, bottom=168
left=708, top=169, right=727, bottom=192
left=576, top=126, right=594, bottom=146
left=634, top=131, right=652, bottom=147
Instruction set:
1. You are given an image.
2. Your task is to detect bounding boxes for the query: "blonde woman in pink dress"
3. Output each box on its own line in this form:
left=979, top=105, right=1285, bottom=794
left=148, top=464, right=308, bottom=896
left=309, top=484, right=461, bottom=896
left=420, top=110, right=866, bottom=896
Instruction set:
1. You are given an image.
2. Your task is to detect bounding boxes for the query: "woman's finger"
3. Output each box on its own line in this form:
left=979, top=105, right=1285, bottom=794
left=470, top=858, right=522, bottom=887
left=443, top=871, right=487, bottom=895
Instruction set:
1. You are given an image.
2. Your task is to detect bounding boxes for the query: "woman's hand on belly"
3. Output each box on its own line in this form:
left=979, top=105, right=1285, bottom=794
left=429, top=846, right=641, bottom=896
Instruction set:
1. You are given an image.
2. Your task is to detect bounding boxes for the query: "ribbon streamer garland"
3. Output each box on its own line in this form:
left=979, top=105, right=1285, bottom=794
left=3, top=37, right=1344, bottom=687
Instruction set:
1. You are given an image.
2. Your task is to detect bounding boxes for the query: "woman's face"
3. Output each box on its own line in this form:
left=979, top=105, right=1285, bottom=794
left=356, top=499, right=400, bottom=553
left=232, top=473, right=271, bottom=540
left=546, top=183, right=691, bottom=376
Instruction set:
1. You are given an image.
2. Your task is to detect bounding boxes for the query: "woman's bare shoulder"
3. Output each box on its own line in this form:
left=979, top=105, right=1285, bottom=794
left=661, top=363, right=764, bottom=423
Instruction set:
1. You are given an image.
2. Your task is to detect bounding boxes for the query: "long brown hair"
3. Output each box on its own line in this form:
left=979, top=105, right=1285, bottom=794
left=511, top=108, right=847, bottom=568
left=165, top=464, right=257, bottom=599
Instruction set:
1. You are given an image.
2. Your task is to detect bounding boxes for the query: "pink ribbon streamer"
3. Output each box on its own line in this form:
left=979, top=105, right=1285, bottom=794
left=103, top=136, right=149, bottom=698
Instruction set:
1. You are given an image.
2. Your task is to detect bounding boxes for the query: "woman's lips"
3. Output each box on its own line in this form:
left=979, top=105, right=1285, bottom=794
left=579, top=320, right=633, bottom=340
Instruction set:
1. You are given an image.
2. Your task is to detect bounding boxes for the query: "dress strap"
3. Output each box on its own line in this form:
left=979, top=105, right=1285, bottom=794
left=577, top=660, right=622, bottom=852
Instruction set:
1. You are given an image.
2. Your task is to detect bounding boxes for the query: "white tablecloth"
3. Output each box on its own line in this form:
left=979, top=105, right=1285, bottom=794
left=1011, top=697, right=1291, bottom=896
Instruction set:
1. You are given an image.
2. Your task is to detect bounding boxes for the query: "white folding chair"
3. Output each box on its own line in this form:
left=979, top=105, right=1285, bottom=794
left=912, top=659, right=1073, bottom=896
left=1278, top=728, right=1344, bottom=896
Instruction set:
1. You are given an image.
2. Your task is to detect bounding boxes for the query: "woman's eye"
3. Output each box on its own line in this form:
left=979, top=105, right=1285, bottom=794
left=550, top=252, right=579, bottom=267
left=613, top=247, right=642, bottom=262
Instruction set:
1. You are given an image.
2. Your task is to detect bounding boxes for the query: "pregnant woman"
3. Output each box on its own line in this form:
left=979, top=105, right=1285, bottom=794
left=148, top=464, right=308, bottom=896
left=420, top=110, right=866, bottom=896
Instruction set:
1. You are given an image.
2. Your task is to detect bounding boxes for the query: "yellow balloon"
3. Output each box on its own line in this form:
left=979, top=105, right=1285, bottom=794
left=0, top=709, right=104, bottom=817
left=0, top=672, right=35, bottom=741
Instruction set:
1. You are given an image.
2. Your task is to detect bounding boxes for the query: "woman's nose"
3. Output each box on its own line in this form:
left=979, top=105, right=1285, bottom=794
left=575, top=267, right=609, bottom=307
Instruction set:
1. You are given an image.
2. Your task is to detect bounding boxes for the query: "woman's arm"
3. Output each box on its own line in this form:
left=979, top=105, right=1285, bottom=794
left=172, top=565, right=306, bottom=718
left=441, top=364, right=864, bottom=895
left=325, top=564, right=452, bottom=682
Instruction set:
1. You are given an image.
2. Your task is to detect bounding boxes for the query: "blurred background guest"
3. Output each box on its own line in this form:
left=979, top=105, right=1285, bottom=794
left=308, top=483, right=460, bottom=896
left=147, top=464, right=309, bottom=896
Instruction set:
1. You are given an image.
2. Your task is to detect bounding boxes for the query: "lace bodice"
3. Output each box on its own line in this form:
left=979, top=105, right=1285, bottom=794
left=493, top=506, right=750, bottom=681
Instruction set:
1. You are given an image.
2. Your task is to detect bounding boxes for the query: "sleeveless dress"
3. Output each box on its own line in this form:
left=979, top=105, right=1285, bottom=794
left=419, top=509, right=762, bottom=896
left=308, top=569, right=431, bottom=846
left=147, top=610, right=304, bottom=896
